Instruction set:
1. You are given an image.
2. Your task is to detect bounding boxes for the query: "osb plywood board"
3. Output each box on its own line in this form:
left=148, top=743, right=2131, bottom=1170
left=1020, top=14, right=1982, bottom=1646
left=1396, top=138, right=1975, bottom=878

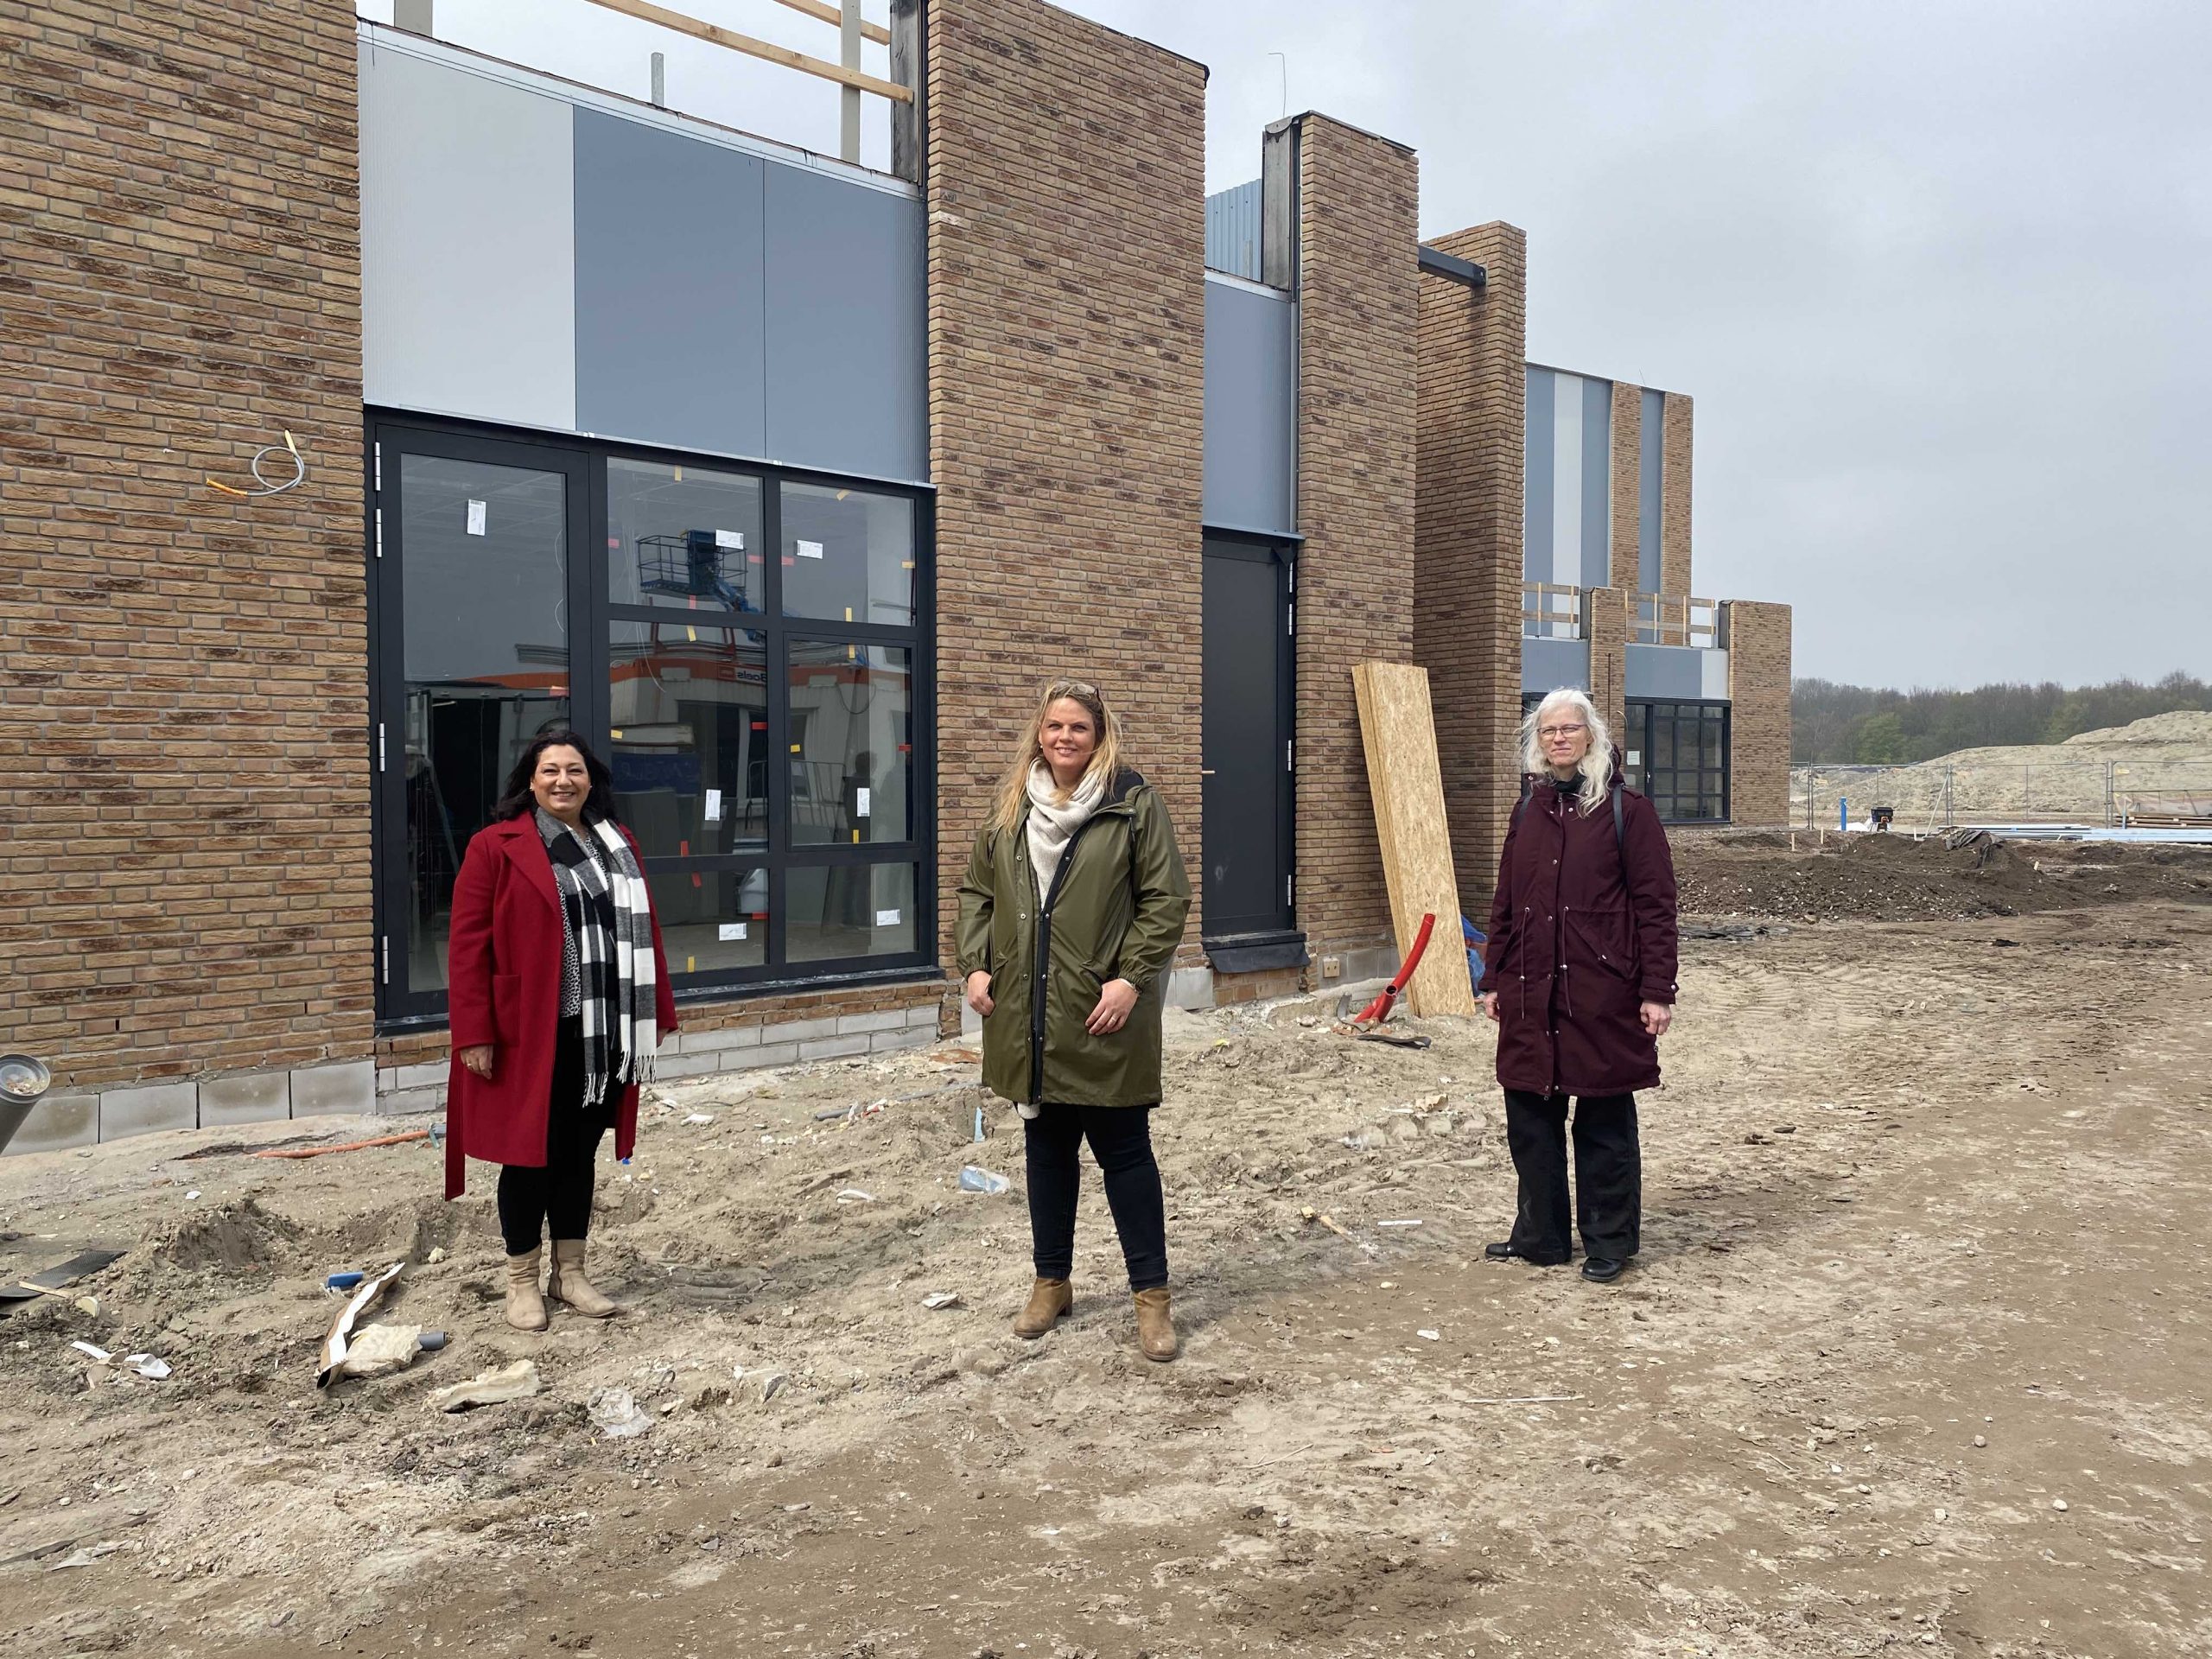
left=1351, top=662, right=1479, bottom=1019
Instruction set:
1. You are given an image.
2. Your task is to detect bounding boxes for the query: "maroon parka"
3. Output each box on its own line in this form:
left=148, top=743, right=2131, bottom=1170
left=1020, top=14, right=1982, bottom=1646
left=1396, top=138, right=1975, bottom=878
left=1478, top=773, right=1679, bottom=1097
left=442, top=814, right=677, bottom=1200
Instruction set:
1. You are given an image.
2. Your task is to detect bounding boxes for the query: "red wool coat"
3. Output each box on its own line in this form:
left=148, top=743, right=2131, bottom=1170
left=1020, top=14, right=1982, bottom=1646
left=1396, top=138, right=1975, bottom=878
left=1478, top=777, right=1679, bottom=1098
left=442, top=814, right=677, bottom=1200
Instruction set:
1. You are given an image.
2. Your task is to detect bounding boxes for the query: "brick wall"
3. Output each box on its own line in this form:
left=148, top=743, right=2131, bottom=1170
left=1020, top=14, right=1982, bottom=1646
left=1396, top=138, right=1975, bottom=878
left=1586, top=585, right=1627, bottom=746
left=1661, top=391, right=1694, bottom=597
left=0, top=3, right=368, bottom=1093
left=1608, top=383, right=1640, bottom=593
left=923, top=0, right=1208, bottom=980
left=1414, top=222, right=1526, bottom=916
left=1726, top=600, right=1792, bottom=826
left=1294, top=115, right=1421, bottom=959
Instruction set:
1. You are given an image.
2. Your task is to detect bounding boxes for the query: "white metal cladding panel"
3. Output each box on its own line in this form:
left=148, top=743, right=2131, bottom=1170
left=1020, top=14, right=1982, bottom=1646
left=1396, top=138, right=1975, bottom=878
left=1202, top=276, right=1298, bottom=536
left=359, top=42, right=576, bottom=429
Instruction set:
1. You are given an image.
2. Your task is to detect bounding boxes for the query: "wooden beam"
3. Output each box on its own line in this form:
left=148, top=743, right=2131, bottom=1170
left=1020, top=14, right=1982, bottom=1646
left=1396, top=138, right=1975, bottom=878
left=770, top=0, right=891, bottom=47
left=578, top=0, right=914, bottom=103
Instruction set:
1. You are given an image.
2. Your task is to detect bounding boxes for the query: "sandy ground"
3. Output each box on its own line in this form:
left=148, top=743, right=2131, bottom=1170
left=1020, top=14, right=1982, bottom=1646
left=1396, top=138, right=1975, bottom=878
left=5, top=847, right=2211, bottom=1656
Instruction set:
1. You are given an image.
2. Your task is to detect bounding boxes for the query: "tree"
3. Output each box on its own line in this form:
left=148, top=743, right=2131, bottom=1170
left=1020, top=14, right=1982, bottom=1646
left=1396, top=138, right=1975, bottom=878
left=1851, top=711, right=1909, bottom=765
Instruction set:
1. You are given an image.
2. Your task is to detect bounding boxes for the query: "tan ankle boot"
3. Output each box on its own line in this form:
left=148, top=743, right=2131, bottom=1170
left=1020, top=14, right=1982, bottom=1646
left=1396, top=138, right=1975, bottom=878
left=504, top=1247, right=548, bottom=1332
left=547, top=1239, right=618, bottom=1318
left=1134, top=1286, right=1177, bottom=1362
left=1011, top=1277, right=1071, bottom=1339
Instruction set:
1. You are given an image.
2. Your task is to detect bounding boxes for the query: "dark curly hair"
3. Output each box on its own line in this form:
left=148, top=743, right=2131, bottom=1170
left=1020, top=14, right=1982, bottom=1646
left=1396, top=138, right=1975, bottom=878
left=491, top=729, right=621, bottom=825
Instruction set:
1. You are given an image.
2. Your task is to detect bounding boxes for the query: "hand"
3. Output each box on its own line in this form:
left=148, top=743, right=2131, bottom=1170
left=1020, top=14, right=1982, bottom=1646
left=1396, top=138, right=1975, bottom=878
left=458, top=1044, right=495, bottom=1080
left=1640, top=1001, right=1674, bottom=1037
left=1478, top=992, right=1499, bottom=1024
left=964, top=970, right=995, bottom=1018
left=1086, top=977, right=1139, bottom=1036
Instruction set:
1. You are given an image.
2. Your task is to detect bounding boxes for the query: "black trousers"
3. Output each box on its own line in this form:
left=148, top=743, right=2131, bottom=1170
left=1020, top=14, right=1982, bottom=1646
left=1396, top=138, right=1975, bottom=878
left=1022, top=1103, right=1169, bottom=1292
left=1503, top=1089, right=1641, bottom=1263
left=497, top=1018, right=618, bottom=1257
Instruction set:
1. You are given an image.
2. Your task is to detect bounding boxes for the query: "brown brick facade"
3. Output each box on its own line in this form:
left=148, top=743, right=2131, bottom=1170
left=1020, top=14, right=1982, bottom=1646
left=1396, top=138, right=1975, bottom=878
left=1725, top=600, right=1792, bottom=826
left=0, top=3, right=368, bottom=1092
left=1661, top=391, right=1694, bottom=597
left=1414, top=223, right=1527, bottom=913
left=1585, top=585, right=1628, bottom=746
left=923, top=0, right=1209, bottom=976
left=1288, top=116, right=1421, bottom=961
left=1607, top=384, right=1641, bottom=593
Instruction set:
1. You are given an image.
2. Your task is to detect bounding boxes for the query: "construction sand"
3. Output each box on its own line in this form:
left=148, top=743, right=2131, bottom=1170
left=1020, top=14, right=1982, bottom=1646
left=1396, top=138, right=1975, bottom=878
left=4, top=841, right=2210, bottom=1656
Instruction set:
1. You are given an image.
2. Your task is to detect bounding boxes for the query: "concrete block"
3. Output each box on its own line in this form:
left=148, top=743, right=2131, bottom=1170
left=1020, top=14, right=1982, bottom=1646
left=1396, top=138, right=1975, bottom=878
left=1339, top=945, right=1399, bottom=986
left=3, top=1091, right=99, bottom=1157
left=376, top=1086, right=444, bottom=1117
left=645, top=1051, right=721, bottom=1079
left=798, top=1034, right=873, bottom=1062
left=906, top=1001, right=944, bottom=1027
left=870, top=1027, right=931, bottom=1055
left=961, top=1001, right=982, bottom=1039
left=767, top=1014, right=841, bottom=1046
left=744, top=1042, right=802, bottom=1071
left=384, top=1060, right=446, bottom=1092
left=290, top=1059, right=376, bottom=1118
left=99, top=1080, right=199, bottom=1141
left=676, top=1023, right=762, bottom=1056
left=199, top=1071, right=291, bottom=1127
left=1165, top=966, right=1215, bottom=1010
left=836, top=1007, right=912, bottom=1037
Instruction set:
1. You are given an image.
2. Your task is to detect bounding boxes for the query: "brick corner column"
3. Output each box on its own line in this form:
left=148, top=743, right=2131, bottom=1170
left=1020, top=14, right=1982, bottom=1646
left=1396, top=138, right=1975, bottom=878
left=1607, top=385, right=1642, bottom=594
left=1725, top=601, right=1793, bottom=825
left=1414, top=220, right=1527, bottom=915
left=1293, top=114, right=1421, bottom=962
left=1585, top=586, right=1628, bottom=747
left=1661, top=391, right=1694, bottom=597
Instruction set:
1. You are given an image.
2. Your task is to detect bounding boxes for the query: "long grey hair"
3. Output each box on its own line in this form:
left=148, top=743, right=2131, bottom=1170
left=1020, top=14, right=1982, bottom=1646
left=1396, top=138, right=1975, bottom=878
left=1518, top=687, right=1617, bottom=817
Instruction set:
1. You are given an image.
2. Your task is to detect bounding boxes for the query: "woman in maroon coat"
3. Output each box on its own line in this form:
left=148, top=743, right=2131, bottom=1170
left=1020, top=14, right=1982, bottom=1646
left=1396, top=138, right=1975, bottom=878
left=1477, top=689, right=1679, bottom=1282
left=445, top=731, right=677, bottom=1330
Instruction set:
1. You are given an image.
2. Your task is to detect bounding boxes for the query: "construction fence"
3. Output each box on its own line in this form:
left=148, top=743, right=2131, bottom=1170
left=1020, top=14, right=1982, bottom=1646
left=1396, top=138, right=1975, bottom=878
left=1791, top=762, right=2212, bottom=833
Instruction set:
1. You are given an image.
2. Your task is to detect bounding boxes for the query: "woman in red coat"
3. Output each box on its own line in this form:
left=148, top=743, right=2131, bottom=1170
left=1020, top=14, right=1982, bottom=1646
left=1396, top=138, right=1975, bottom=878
left=445, top=731, right=677, bottom=1330
left=1477, top=689, right=1678, bottom=1283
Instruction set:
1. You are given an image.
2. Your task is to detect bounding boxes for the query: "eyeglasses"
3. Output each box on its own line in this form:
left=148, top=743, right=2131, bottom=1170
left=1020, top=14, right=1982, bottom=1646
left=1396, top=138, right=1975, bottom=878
left=1537, top=723, right=1587, bottom=741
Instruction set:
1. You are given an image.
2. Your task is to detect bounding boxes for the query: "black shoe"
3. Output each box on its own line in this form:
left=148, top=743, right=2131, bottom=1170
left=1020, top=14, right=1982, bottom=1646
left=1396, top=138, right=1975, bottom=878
left=1485, top=1241, right=1570, bottom=1267
left=1581, top=1256, right=1626, bottom=1283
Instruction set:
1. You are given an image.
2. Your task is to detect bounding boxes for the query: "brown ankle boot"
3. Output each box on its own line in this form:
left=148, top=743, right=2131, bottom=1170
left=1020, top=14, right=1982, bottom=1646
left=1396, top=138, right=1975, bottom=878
left=504, top=1247, right=548, bottom=1332
left=546, top=1239, right=618, bottom=1318
left=1134, top=1286, right=1178, bottom=1362
left=1011, top=1277, right=1071, bottom=1339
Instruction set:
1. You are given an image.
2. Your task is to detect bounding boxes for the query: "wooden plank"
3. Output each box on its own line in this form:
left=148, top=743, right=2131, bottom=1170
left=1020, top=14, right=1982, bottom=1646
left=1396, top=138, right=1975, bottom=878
left=769, top=0, right=891, bottom=47
left=1352, top=662, right=1481, bottom=1019
left=578, top=0, right=915, bottom=102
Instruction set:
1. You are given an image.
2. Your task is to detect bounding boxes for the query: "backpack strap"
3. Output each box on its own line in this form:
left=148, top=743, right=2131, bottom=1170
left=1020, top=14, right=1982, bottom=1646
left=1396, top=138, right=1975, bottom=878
left=1611, top=785, right=1624, bottom=849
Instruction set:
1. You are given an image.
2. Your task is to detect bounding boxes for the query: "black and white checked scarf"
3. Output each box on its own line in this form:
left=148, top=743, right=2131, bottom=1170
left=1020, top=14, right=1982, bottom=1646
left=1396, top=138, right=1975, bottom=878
left=536, top=810, right=658, bottom=1105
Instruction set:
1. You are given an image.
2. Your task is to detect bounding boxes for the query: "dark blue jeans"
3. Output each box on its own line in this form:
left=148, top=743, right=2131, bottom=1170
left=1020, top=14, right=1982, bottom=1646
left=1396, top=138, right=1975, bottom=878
left=1023, top=1103, right=1168, bottom=1291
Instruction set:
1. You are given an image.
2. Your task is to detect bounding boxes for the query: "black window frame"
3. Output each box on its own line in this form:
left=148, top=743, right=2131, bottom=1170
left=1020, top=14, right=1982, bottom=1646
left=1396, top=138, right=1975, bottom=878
left=1624, top=698, right=1731, bottom=825
left=366, top=410, right=936, bottom=1033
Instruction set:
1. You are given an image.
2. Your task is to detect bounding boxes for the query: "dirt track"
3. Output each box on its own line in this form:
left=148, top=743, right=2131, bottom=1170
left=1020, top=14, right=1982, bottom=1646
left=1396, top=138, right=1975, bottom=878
left=5, top=847, right=2211, bottom=1656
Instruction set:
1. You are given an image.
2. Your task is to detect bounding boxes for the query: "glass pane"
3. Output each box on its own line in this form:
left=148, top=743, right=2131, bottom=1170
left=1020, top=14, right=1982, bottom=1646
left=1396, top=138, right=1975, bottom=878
left=607, top=622, right=769, bottom=857
left=780, top=482, right=915, bottom=626
left=786, top=863, right=918, bottom=963
left=1649, top=717, right=1675, bottom=770
left=399, top=454, right=570, bottom=993
left=1701, top=713, right=1726, bottom=766
left=788, top=641, right=915, bottom=846
left=650, top=866, right=768, bottom=976
left=607, top=456, right=766, bottom=616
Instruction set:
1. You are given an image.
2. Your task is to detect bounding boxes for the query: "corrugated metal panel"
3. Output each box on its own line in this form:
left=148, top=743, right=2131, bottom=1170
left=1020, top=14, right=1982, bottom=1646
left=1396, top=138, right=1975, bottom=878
left=1205, top=180, right=1263, bottom=282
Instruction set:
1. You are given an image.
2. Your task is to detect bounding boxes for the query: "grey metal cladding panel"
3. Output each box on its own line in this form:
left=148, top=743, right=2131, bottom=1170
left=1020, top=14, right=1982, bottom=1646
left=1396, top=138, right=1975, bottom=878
left=360, top=44, right=575, bottom=428
left=763, top=162, right=927, bottom=481
left=1205, top=180, right=1264, bottom=281
left=1639, top=386, right=1664, bottom=590
left=1523, top=366, right=1554, bottom=583
left=1202, top=280, right=1297, bottom=535
left=1581, top=376, right=1612, bottom=588
left=1522, top=635, right=1590, bottom=696
left=1626, top=643, right=1707, bottom=700
left=573, top=109, right=766, bottom=460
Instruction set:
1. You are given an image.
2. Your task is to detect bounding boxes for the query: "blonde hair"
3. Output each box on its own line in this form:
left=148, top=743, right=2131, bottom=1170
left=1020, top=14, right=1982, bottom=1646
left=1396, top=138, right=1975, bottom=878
left=1519, top=688, right=1616, bottom=817
left=987, top=678, right=1126, bottom=837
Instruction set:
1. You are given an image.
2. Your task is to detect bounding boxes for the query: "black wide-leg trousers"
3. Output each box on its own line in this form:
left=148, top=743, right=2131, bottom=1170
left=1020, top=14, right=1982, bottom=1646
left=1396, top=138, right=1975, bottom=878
left=497, top=1017, right=618, bottom=1256
left=1503, top=1089, right=1641, bottom=1263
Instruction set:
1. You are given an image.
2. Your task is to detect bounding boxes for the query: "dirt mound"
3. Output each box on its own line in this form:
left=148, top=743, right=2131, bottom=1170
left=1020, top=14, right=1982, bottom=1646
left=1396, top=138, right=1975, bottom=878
left=1675, top=830, right=2212, bottom=922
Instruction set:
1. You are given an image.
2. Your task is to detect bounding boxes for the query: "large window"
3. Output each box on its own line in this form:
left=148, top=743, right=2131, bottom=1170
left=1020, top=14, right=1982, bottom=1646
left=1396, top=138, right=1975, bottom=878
left=369, top=416, right=932, bottom=1025
left=1624, top=700, right=1729, bottom=823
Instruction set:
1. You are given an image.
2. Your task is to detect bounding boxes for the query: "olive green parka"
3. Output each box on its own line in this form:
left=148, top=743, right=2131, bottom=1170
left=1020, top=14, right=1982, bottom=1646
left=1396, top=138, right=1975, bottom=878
left=955, top=769, right=1191, bottom=1108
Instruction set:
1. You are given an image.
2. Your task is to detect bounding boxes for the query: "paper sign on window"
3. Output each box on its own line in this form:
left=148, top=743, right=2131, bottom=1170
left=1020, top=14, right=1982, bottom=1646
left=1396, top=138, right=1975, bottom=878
left=718, top=922, right=747, bottom=942
left=466, top=499, right=486, bottom=537
left=714, top=530, right=743, bottom=550
left=703, top=788, right=723, bottom=823
left=795, top=539, right=825, bottom=560
left=854, top=787, right=871, bottom=818
left=874, top=908, right=901, bottom=928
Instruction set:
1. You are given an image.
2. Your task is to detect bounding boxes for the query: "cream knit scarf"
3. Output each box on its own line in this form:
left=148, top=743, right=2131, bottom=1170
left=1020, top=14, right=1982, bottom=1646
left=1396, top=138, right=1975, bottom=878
left=1025, top=762, right=1105, bottom=904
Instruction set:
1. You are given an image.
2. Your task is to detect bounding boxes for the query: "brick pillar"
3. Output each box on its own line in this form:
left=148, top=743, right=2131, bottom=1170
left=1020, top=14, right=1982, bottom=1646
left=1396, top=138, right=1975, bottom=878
left=925, top=0, right=1209, bottom=971
left=1585, top=586, right=1628, bottom=748
left=1291, top=115, right=1421, bottom=963
left=0, top=1, right=367, bottom=1092
left=1414, top=222, right=1527, bottom=914
left=1608, top=384, right=1641, bottom=594
left=1725, top=601, right=1793, bottom=825
left=1661, top=391, right=1694, bottom=597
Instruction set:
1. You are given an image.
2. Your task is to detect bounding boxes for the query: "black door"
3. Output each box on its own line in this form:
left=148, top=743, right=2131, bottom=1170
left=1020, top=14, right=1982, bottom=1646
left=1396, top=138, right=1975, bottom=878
left=1201, top=537, right=1296, bottom=950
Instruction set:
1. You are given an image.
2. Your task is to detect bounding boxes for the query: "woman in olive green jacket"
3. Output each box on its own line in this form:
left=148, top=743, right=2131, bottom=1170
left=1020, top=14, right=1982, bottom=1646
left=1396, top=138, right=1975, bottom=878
left=957, top=679, right=1191, bottom=1360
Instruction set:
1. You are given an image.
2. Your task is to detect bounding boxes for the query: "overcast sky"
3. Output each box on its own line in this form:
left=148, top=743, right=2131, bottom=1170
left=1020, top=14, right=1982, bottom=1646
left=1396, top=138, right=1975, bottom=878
left=369, top=1, right=2211, bottom=690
